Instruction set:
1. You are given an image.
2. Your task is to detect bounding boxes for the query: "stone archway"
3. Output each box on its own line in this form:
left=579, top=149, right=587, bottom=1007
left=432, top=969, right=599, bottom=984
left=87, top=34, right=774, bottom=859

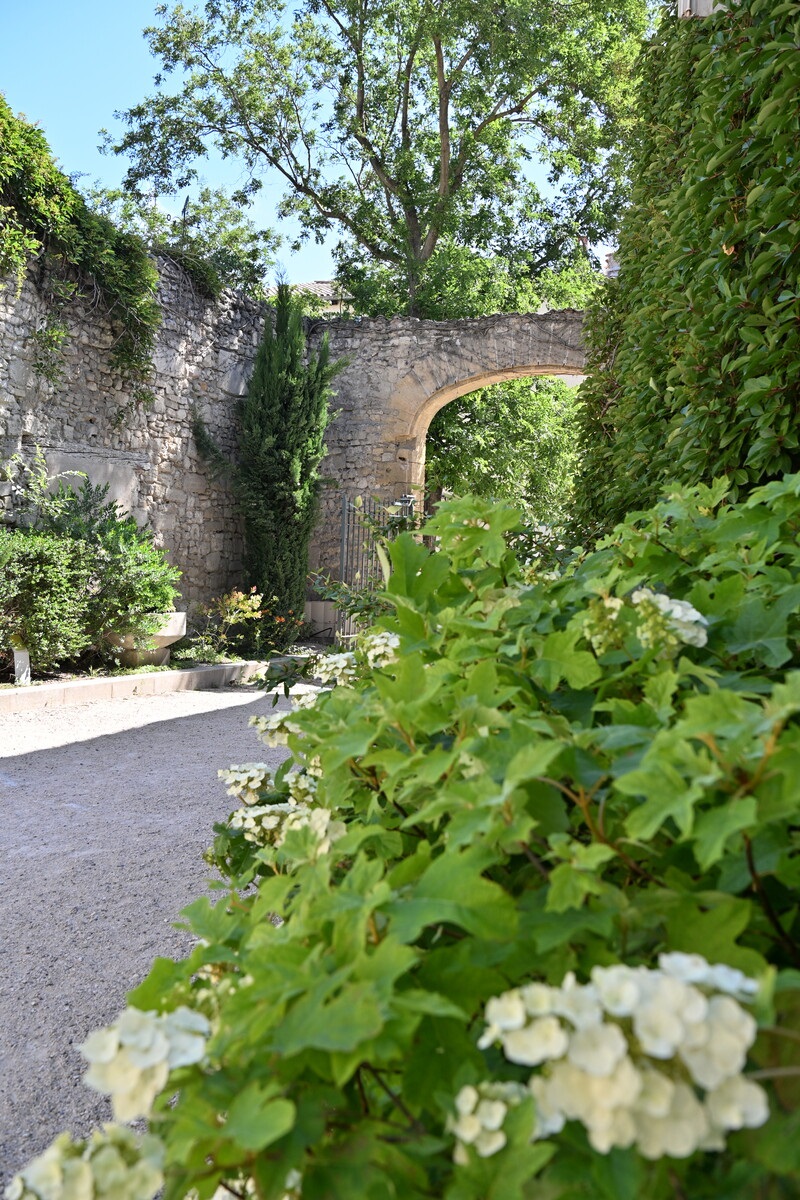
left=306, top=309, right=585, bottom=575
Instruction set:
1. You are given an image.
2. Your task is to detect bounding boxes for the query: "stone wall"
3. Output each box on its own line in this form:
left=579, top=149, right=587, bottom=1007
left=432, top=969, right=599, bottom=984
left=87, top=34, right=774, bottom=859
left=0, top=261, right=585, bottom=608
left=0, top=261, right=262, bottom=608
left=307, top=308, right=585, bottom=577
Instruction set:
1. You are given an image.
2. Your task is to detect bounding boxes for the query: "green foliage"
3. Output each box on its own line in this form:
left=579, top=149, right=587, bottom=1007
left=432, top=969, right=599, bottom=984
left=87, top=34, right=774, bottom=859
left=0, top=94, right=161, bottom=392
left=426, top=377, right=581, bottom=523
left=183, top=588, right=307, bottom=661
left=574, top=0, right=800, bottom=531
left=311, top=574, right=392, bottom=633
left=83, top=185, right=279, bottom=300
left=196, top=284, right=342, bottom=616
left=111, top=0, right=647, bottom=315
left=396, top=252, right=598, bottom=518
left=90, top=525, right=181, bottom=642
left=337, top=234, right=602, bottom=322
left=0, top=530, right=93, bottom=671
left=0, top=452, right=180, bottom=672
left=23, top=480, right=800, bottom=1196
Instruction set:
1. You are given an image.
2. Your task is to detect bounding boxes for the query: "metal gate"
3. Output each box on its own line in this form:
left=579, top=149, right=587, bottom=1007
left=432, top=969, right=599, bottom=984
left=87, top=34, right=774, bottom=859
left=337, top=493, right=415, bottom=640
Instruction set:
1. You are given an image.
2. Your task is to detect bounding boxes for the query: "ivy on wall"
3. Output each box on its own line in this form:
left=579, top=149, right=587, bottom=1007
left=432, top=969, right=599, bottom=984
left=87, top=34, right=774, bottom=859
left=573, top=0, right=800, bottom=531
left=0, top=95, right=161, bottom=396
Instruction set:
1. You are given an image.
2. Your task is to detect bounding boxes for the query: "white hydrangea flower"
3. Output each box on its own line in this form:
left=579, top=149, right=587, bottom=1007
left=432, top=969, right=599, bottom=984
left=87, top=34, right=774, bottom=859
left=163, top=1007, right=210, bottom=1068
left=448, top=1081, right=528, bottom=1162
left=474, top=1129, right=506, bottom=1157
left=502, top=1016, right=570, bottom=1066
left=678, top=995, right=755, bottom=1089
left=314, top=652, right=357, bottom=686
left=634, top=1082, right=710, bottom=1159
left=467, top=956, right=765, bottom=1163
left=529, top=1075, right=566, bottom=1138
left=291, top=689, right=319, bottom=711
left=552, top=973, right=603, bottom=1029
left=632, top=1002, right=685, bottom=1059
left=5, top=1127, right=163, bottom=1200
left=590, top=964, right=642, bottom=1017
left=286, top=771, right=319, bottom=804
left=454, top=1085, right=480, bottom=1116
left=631, top=587, right=708, bottom=649
left=80, top=1007, right=210, bottom=1122
left=567, top=1022, right=628, bottom=1077
left=218, top=763, right=273, bottom=806
left=477, top=990, right=527, bottom=1048
left=637, top=1068, right=675, bottom=1117
left=250, top=711, right=300, bottom=747
left=705, top=1076, right=769, bottom=1131
left=520, top=982, right=556, bottom=1016
left=659, top=952, right=759, bottom=998
left=229, top=802, right=298, bottom=845
left=278, top=806, right=346, bottom=858
left=632, top=975, right=707, bottom=1058
left=361, top=631, right=401, bottom=669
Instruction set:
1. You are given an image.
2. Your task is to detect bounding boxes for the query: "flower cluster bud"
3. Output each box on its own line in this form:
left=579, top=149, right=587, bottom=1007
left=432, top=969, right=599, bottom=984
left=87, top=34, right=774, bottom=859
left=459, top=955, right=767, bottom=1163
left=4, top=1127, right=164, bottom=1200
left=80, top=1007, right=210, bottom=1122
left=229, top=800, right=345, bottom=858
left=218, top=763, right=273, bottom=806
left=582, top=595, right=625, bottom=655
left=313, top=651, right=357, bottom=686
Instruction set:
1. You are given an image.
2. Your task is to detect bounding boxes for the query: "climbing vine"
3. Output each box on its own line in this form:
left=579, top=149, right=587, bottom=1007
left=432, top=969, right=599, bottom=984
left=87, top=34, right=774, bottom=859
left=573, top=0, right=800, bottom=531
left=0, top=95, right=161, bottom=396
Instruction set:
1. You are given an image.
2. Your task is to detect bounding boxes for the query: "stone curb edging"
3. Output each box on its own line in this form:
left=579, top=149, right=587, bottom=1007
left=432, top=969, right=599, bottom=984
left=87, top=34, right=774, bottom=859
left=0, top=661, right=271, bottom=716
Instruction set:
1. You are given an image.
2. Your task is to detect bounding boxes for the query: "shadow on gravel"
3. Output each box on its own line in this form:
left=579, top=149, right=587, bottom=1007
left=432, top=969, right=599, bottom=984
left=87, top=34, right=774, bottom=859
left=0, top=692, right=290, bottom=1185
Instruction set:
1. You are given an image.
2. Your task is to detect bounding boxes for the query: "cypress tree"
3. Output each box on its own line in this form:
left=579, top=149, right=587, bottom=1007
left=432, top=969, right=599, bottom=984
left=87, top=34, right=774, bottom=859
left=194, top=283, right=342, bottom=614
left=237, top=284, right=341, bottom=612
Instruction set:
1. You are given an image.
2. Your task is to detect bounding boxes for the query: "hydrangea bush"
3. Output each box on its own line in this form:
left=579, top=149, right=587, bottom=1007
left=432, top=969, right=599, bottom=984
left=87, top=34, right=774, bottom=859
left=9, top=482, right=800, bottom=1199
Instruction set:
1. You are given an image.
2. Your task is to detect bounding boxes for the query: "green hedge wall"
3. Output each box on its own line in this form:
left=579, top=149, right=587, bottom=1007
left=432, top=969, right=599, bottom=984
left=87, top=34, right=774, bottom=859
left=574, top=0, right=800, bottom=531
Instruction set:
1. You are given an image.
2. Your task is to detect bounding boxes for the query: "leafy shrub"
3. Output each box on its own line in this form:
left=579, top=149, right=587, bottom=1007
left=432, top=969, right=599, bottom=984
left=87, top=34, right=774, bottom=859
left=574, top=0, right=800, bottom=531
left=0, top=530, right=92, bottom=671
left=0, top=454, right=181, bottom=668
left=14, top=483, right=800, bottom=1198
left=89, top=525, right=181, bottom=643
left=181, top=588, right=306, bottom=663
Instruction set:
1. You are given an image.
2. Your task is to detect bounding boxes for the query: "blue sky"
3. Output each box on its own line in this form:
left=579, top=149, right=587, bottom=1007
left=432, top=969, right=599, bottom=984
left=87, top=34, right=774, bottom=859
left=0, top=0, right=335, bottom=282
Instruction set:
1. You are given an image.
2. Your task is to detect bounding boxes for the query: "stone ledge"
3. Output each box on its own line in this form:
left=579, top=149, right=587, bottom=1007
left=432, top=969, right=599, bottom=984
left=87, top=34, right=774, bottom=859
left=0, top=661, right=266, bottom=715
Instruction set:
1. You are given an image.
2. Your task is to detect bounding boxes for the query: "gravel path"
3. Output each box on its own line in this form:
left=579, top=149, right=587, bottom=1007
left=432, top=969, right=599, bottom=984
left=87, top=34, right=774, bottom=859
left=0, top=685, right=292, bottom=1184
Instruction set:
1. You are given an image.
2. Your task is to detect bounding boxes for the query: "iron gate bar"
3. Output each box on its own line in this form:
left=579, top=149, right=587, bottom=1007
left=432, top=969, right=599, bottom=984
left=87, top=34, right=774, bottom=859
left=337, top=493, right=415, bottom=642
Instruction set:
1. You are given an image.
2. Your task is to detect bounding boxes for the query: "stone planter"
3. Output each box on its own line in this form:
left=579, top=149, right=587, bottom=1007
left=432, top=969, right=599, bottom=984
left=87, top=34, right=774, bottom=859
left=106, top=611, right=187, bottom=667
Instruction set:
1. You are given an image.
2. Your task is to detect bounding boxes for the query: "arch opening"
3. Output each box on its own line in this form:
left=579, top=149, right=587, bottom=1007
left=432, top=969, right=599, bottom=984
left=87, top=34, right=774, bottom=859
left=419, top=369, right=585, bottom=525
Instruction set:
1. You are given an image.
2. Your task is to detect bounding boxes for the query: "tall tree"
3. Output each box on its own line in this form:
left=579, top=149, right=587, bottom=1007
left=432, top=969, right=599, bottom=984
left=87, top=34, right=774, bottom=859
left=110, top=0, right=647, bottom=314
